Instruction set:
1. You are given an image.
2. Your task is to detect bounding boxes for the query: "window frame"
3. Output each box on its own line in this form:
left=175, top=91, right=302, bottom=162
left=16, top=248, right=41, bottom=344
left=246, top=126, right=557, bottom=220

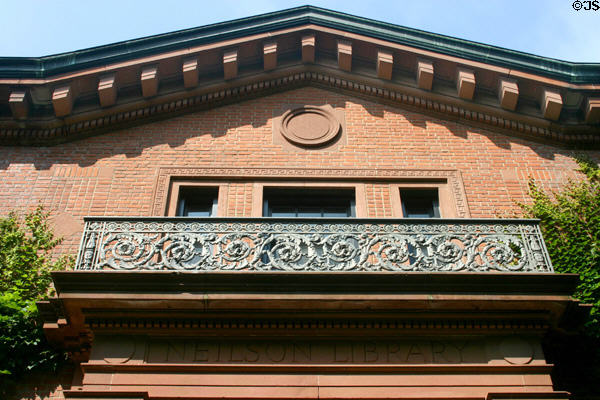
left=165, top=179, right=459, bottom=219
left=390, top=182, right=457, bottom=218
left=262, top=187, right=357, bottom=218
left=252, top=182, right=367, bottom=218
left=167, top=180, right=228, bottom=217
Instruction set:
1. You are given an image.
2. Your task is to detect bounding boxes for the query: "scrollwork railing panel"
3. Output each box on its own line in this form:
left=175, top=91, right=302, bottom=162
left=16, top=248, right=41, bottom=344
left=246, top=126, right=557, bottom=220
left=75, top=218, right=554, bottom=273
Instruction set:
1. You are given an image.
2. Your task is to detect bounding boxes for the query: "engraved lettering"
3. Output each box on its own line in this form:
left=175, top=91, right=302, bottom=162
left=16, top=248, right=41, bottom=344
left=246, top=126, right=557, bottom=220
left=292, top=343, right=312, bottom=362
left=216, top=342, right=222, bottom=362
left=245, top=344, right=260, bottom=362
left=406, top=344, right=426, bottom=363
left=431, top=341, right=447, bottom=363
left=364, top=342, right=378, bottom=362
left=334, top=343, right=351, bottom=362
left=146, top=341, right=168, bottom=363
left=193, top=342, right=209, bottom=362
left=266, top=344, right=286, bottom=362
left=141, top=339, right=484, bottom=365
left=386, top=343, right=401, bottom=362
left=449, top=341, right=468, bottom=362
left=229, top=344, right=245, bottom=362
left=166, top=342, right=185, bottom=362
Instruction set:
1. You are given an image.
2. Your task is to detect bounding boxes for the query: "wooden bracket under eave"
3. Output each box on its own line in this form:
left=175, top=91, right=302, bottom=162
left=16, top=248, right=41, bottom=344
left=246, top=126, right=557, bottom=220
left=302, top=34, right=315, bottom=63
left=223, top=49, right=238, bottom=80
left=499, top=78, right=519, bottom=111
left=457, top=68, right=476, bottom=100
left=52, top=85, right=73, bottom=117
left=263, top=42, right=277, bottom=71
left=337, top=40, right=352, bottom=72
left=585, top=98, right=600, bottom=124
left=376, top=50, right=393, bottom=80
left=9, top=90, right=28, bottom=119
left=98, top=74, right=117, bottom=107
left=183, top=58, right=199, bottom=89
left=417, top=59, right=434, bottom=90
left=541, top=88, right=563, bottom=121
left=141, top=66, right=159, bottom=98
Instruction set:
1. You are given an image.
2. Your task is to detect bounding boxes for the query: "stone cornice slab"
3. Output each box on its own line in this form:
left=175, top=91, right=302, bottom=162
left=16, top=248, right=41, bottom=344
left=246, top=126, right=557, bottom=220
left=0, top=6, right=599, bottom=84
left=1, top=7, right=599, bottom=146
left=1, top=68, right=598, bottom=147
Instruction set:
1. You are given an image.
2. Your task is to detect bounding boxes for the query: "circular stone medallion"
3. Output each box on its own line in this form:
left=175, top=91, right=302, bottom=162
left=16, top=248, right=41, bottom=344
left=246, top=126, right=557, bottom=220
left=279, top=105, right=341, bottom=147
left=500, top=337, right=533, bottom=365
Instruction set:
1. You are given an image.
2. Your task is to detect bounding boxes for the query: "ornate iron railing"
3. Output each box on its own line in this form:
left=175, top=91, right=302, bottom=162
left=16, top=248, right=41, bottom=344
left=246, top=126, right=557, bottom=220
left=75, top=217, right=554, bottom=273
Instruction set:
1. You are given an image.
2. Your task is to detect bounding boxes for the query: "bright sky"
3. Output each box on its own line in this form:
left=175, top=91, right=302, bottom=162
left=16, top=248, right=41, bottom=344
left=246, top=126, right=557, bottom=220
left=1, top=0, right=599, bottom=62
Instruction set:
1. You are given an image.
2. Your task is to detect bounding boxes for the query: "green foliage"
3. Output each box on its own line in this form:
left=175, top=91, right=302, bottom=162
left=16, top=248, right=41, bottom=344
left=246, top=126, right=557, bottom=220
left=521, top=156, right=600, bottom=337
left=0, top=293, right=66, bottom=392
left=0, top=207, right=71, bottom=397
left=0, top=207, right=71, bottom=301
left=520, top=157, right=600, bottom=399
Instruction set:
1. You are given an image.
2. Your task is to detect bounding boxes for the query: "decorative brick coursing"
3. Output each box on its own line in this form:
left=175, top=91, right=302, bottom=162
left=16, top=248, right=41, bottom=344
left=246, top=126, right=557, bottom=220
left=0, top=86, right=596, bottom=259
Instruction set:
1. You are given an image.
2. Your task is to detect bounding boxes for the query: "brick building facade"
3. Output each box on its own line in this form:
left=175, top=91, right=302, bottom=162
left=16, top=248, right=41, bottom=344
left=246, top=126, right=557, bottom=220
left=1, top=6, right=599, bottom=400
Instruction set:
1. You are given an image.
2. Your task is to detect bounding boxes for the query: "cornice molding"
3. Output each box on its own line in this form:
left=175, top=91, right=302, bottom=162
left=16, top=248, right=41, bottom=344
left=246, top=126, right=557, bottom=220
left=2, top=69, right=599, bottom=147
left=85, top=317, right=550, bottom=333
left=77, top=363, right=555, bottom=374
left=1, top=6, right=598, bottom=83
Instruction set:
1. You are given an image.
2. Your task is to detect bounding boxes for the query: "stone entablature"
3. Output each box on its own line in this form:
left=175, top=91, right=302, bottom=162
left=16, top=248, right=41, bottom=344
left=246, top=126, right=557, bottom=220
left=93, top=336, right=543, bottom=366
left=42, top=271, right=579, bottom=399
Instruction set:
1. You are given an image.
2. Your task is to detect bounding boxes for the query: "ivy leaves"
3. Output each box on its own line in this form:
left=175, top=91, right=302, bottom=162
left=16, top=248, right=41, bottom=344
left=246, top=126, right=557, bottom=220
left=521, top=156, right=600, bottom=336
left=0, top=207, right=72, bottom=397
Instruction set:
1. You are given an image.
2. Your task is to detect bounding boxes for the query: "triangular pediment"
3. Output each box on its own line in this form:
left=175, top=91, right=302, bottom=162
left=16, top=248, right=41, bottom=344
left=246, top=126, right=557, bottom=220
left=0, top=6, right=598, bottom=146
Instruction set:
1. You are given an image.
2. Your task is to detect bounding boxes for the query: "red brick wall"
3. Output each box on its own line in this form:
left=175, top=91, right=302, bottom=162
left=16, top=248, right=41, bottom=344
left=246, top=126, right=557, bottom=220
left=0, top=86, right=597, bottom=256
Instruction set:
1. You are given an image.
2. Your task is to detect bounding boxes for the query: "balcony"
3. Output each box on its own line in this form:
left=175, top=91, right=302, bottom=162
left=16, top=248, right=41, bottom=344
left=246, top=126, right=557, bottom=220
left=75, top=217, right=554, bottom=273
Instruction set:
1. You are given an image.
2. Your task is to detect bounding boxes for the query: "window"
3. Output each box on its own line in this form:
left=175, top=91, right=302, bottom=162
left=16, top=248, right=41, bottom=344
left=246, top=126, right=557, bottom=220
left=263, top=188, right=356, bottom=217
left=400, top=188, right=440, bottom=218
left=176, top=186, right=218, bottom=217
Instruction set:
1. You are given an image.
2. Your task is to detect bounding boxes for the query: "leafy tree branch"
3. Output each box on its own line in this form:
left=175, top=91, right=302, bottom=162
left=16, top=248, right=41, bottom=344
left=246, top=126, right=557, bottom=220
left=0, top=207, right=72, bottom=397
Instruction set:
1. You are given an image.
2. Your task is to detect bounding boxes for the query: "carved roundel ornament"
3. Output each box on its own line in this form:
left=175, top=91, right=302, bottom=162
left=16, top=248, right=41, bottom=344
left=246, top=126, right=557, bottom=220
left=278, top=105, right=341, bottom=147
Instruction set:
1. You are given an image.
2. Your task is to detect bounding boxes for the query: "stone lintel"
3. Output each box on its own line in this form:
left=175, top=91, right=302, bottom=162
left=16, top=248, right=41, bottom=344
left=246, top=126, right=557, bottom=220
left=8, top=90, right=28, bottom=119
left=541, top=88, right=563, bottom=121
left=182, top=58, right=199, bottom=89
left=376, top=50, right=393, bottom=80
left=52, top=85, right=73, bottom=117
left=585, top=98, right=600, bottom=124
left=223, top=49, right=238, bottom=80
left=417, top=59, right=434, bottom=90
left=499, top=78, right=519, bottom=111
left=302, top=34, right=315, bottom=63
left=337, top=40, right=352, bottom=72
left=263, top=41, right=277, bottom=71
left=457, top=68, right=476, bottom=100
left=98, top=74, right=117, bottom=107
left=140, top=66, right=158, bottom=98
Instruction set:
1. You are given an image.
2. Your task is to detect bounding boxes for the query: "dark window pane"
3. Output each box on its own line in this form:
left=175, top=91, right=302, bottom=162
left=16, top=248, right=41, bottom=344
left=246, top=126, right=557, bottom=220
left=297, top=206, right=322, bottom=218
left=264, top=188, right=355, bottom=217
left=185, top=209, right=212, bottom=217
left=270, top=208, right=297, bottom=217
left=401, top=189, right=440, bottom=218
left=177, top=186, right=218, bottom=217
